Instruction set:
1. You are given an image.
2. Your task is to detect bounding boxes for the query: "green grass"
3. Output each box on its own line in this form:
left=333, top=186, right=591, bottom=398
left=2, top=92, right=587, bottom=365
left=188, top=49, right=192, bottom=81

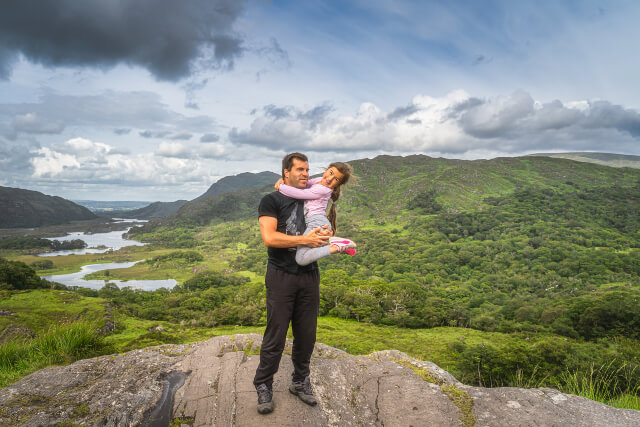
left=314, top=316, right=537, bottom=375
left=0, top=321, right=110, bottom=388
left=0, top=289, right=108, bottom=334
left=556, top=361, right=640, bottom=410
left=103, top=312, right=262, bottom=353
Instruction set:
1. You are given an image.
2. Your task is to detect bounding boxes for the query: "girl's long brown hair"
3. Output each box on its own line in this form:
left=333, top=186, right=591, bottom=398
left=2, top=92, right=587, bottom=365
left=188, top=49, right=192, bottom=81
left=327, top=162, right=353, bottom=233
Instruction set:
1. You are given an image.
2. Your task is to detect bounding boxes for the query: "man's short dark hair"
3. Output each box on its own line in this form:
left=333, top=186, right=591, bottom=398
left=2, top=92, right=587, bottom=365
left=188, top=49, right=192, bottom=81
left=282, top=152, right=308, bottom=178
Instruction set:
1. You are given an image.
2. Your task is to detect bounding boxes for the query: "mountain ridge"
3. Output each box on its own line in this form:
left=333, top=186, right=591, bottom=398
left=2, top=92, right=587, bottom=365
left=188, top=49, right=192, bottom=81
left=195, top=171, right=280, bottom=201
left=530, top=152, right=640, bottom=168
left=0, top=186, right=97, bottom=229
left=133, top=153, right=640, bottom=231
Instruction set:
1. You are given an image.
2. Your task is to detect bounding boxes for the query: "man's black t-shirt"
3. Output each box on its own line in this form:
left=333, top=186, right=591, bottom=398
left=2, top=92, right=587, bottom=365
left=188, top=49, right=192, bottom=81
left=258, top=191, right=318, bottom=274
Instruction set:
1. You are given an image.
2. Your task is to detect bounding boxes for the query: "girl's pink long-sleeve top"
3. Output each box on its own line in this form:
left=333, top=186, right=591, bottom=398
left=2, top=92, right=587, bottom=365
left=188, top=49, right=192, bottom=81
left=279, top=177, right=332, bottom=218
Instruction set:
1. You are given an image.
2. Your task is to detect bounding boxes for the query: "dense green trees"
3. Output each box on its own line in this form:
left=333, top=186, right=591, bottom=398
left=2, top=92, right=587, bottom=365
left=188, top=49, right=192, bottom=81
left=0, top=237, right=86, bottom=251
left=0, top=258, right=50, bottom=290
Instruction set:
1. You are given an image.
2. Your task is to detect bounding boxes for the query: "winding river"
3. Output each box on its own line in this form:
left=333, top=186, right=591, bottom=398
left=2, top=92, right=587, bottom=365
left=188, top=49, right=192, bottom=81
left=40, top=223, right=178, bottom=290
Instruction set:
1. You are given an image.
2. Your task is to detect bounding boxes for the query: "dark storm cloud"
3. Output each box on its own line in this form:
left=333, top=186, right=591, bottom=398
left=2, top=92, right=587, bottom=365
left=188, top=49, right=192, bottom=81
left=0, top=0, right=246, bottom=81
left=0, top=47, right=17, bottom=79
left=200, top=133, right=220, bottom=142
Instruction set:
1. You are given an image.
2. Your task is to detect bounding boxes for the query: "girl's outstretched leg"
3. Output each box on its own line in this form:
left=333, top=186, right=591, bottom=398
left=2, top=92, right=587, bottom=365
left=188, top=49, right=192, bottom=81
left=295, top=244, right=332, bottom=266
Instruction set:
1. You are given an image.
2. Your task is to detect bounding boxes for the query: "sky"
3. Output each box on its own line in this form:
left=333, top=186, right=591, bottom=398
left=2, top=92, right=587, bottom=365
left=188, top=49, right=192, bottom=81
left=1, top=0, right=640, bottom=201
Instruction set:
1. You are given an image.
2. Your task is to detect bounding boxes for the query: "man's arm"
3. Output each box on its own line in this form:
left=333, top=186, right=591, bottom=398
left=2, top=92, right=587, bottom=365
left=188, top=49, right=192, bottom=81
left=259, top=216, right=329, bottom=248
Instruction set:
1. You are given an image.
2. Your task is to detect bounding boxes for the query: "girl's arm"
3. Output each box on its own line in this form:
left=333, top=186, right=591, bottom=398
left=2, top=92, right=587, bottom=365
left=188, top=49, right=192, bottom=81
left=307, top=177, right=322, bottom=187
left=279, top=183, right=331, bottom=200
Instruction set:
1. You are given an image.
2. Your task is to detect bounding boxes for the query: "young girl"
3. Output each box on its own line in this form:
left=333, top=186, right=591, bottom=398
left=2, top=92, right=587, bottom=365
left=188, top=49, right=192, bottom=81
left=276, top=162, right=356, bottom=266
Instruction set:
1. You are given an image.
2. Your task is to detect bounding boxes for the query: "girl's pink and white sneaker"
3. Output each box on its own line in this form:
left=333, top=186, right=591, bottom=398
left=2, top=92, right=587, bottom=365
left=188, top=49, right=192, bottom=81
left=329, top=237, right=357, bottom=256
left=329, top=237, right=356, bottom=248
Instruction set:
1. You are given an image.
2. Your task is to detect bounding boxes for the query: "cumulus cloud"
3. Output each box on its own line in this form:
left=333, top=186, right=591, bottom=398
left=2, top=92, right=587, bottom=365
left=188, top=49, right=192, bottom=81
left=199, top=143, right=227, bottom=159
left=24, top=137, right=212, bottom=189
left=31, top=147, right=81, bottom=178
left=0, top=90, right=216, bottom=140
left=156, top=142, right=191, bottom=159
left=0, top=0, right=246, bottom=81
left=229, top=90, right=640, bottom=156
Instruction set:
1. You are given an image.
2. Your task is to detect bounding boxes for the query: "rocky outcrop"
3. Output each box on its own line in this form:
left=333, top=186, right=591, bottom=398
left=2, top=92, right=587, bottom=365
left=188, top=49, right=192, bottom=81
left=1, top=334, right=638, bottom=426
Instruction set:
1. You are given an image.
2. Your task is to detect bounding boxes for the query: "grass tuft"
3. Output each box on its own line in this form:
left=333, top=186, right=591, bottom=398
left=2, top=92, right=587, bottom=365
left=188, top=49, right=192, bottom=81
left=0, top=321, right=111, bottom=389
left=556, top=360, right=640, bottom=410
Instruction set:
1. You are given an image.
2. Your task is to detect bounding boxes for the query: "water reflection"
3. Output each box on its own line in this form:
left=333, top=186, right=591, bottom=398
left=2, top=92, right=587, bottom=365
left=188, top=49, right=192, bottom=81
left=40, top=227, right=146, bottom=257
left=43, top=261, right=177, bottom=291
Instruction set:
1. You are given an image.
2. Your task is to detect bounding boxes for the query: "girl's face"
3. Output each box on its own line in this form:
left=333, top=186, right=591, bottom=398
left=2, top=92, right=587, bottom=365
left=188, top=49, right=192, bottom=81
left=321, top=167, right=345, bottom=189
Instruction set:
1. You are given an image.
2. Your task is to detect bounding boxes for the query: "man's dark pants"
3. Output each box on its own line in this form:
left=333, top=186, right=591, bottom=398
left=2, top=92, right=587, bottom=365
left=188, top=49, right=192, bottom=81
left=253, top=265, right=320, bottom=388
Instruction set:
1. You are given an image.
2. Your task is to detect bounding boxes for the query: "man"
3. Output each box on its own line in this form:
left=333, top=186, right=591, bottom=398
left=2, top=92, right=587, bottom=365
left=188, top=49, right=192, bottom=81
left=253, top=152, right=330, bottom=414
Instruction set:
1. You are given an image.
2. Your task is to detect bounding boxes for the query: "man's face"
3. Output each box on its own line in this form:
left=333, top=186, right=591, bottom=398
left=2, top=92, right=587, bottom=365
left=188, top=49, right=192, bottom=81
left=284, top=158, right=309, bottom=189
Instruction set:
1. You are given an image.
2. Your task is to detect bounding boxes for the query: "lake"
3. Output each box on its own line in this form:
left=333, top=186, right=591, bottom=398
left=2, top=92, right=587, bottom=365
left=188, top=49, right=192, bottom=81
left=39, top=220, right=178, bottom=290
left=39, top=226, right=147, bottom=257
left=43, top=261, right=178, bottom=291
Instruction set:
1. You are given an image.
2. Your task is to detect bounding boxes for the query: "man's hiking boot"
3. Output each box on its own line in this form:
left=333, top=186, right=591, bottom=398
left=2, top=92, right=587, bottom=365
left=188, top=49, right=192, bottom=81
left=256, top=383, right=274, bottom=414
left=289, top=376, right=318, bottom=406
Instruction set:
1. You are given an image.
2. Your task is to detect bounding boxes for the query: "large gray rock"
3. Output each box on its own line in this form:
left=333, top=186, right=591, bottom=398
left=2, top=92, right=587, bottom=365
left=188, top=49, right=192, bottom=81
left=1, top=334, right=638, bottom=426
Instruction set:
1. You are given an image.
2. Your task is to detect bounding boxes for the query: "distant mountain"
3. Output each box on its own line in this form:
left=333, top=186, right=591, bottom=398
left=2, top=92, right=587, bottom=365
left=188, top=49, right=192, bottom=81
left=195, top=171, right=280, bottom=201
left=105, top=200, right=188, bottom=220
left=74, top=200, right=151, bottom=212
left=0, top=186, right=97, bottom=228
left=529, top=152, right=640, bottom=169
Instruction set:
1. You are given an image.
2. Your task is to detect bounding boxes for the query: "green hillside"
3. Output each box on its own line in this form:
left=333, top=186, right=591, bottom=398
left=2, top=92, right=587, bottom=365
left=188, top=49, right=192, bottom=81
left=0, top=186, right=97, bottom=228
left=194, top=171, right=280, bottom=201
left=134, top=154, right=640, bottom=230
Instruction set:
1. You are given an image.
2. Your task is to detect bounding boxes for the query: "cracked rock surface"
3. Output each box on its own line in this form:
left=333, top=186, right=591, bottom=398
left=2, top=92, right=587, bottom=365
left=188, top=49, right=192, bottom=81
left=1, top=334, right=639, bottom=426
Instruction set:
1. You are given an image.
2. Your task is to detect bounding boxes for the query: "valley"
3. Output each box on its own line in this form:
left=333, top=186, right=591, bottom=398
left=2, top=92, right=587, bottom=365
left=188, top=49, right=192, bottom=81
left=1, top=154, right=640, bottom=409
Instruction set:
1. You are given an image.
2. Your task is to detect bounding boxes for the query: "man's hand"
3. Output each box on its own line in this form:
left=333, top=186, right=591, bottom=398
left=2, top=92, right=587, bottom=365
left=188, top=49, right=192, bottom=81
left=274, top=178, right=284, bottom=191
left=303, top=226, right=330, bottom=247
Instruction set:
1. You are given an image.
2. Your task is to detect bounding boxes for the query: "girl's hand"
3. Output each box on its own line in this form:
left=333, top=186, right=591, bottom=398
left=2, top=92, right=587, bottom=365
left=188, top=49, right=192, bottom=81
left=274, top=178, right=284, bottom=190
